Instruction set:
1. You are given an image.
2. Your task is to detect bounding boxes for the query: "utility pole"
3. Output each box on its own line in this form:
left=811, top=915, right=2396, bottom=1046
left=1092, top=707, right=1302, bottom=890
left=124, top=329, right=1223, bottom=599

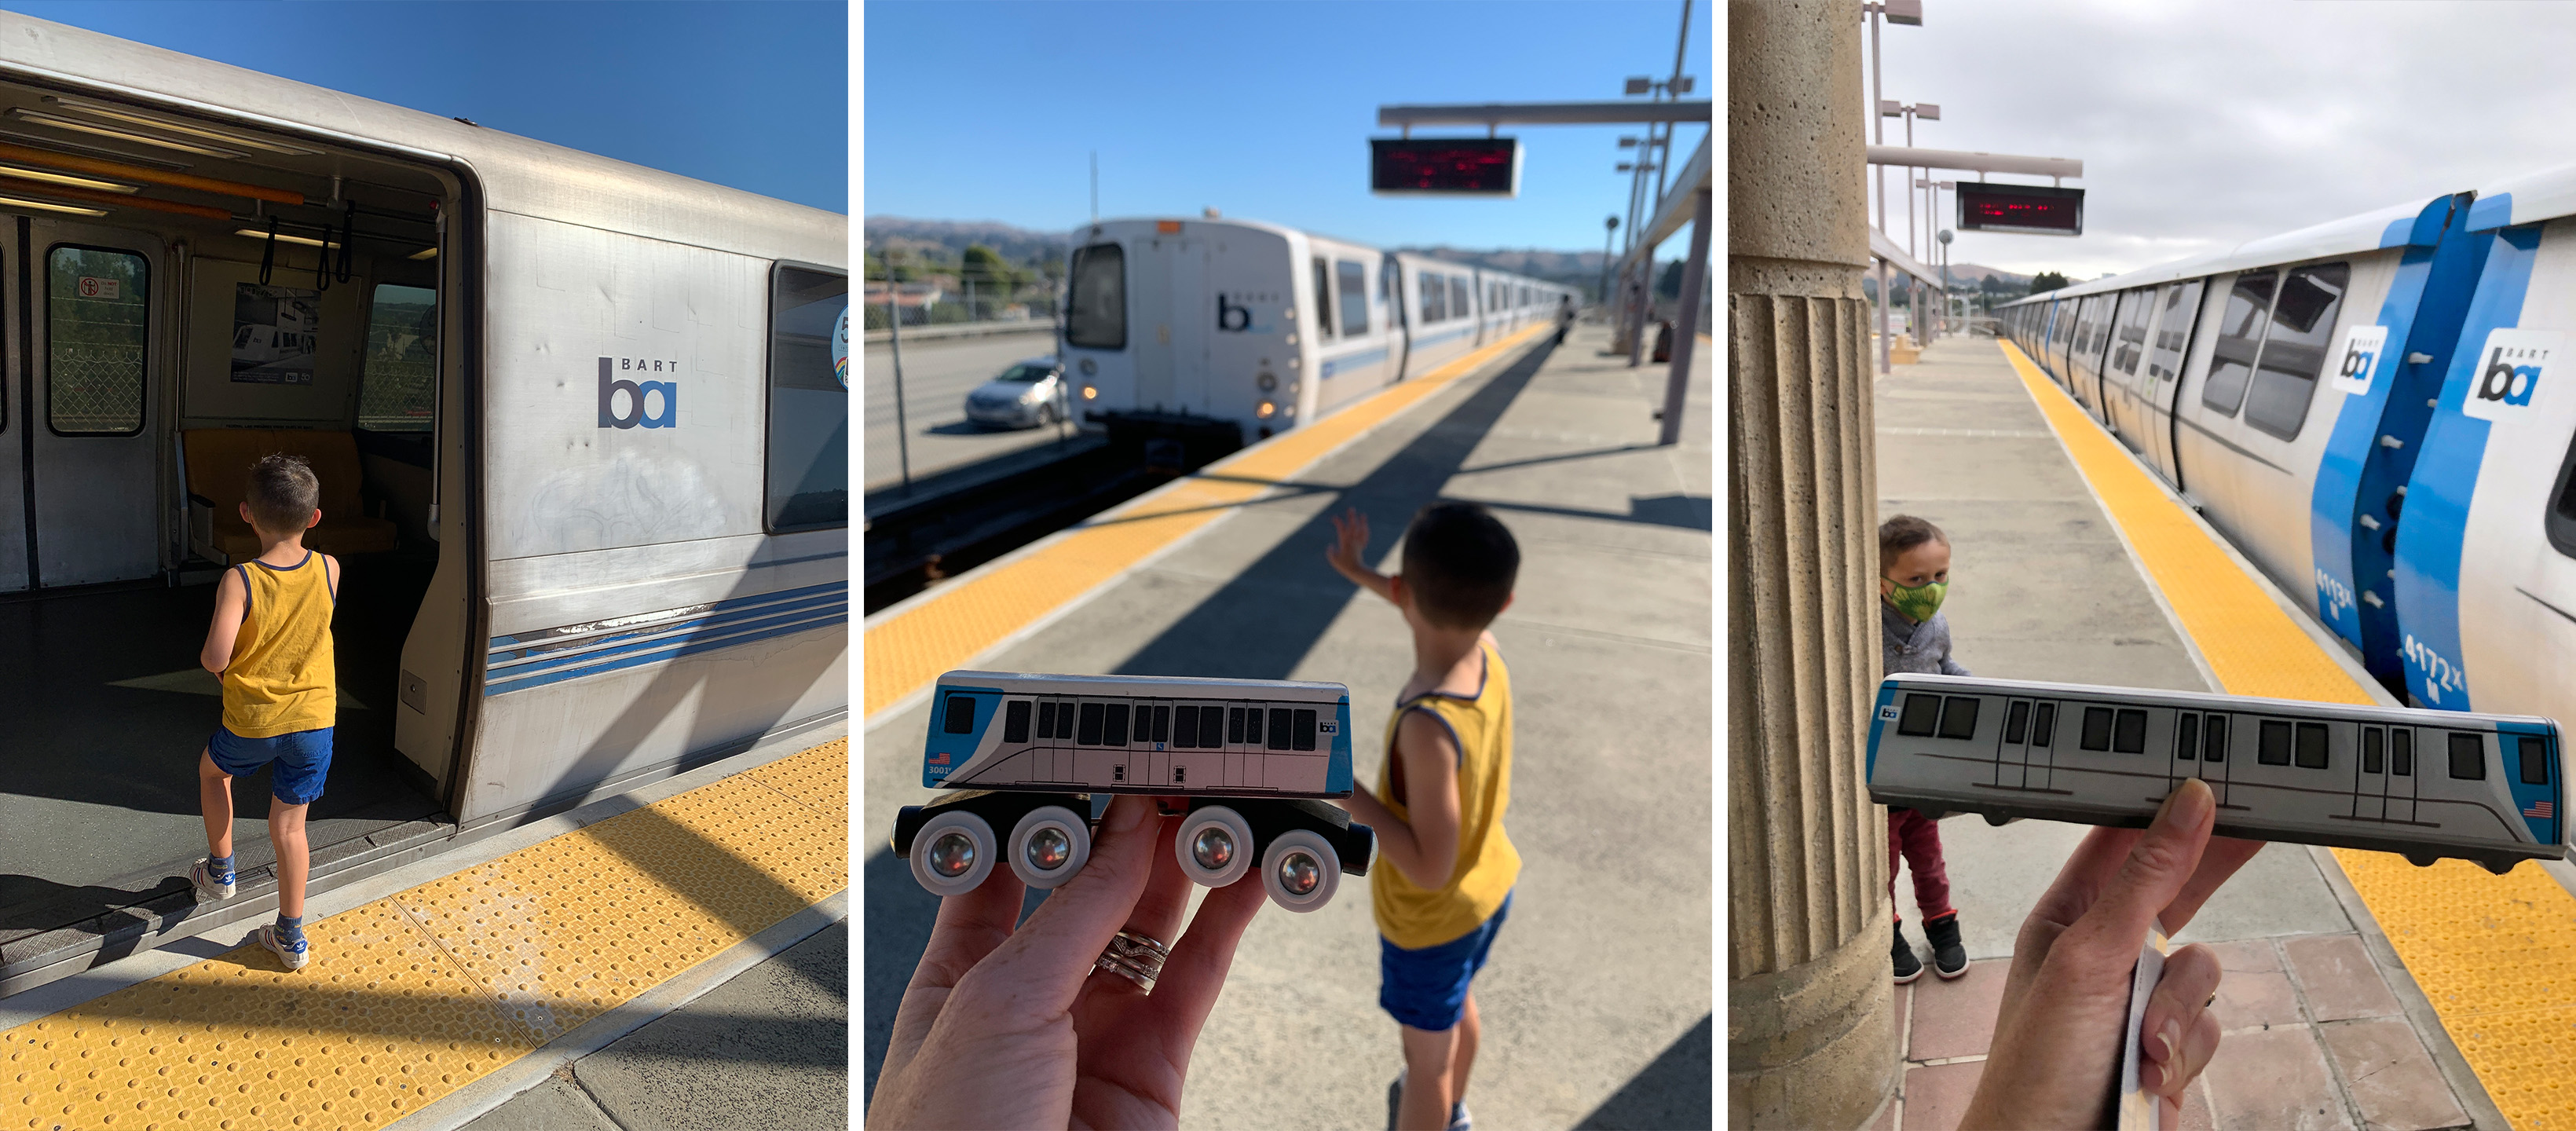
left=881, top=244, right=913, bottom=496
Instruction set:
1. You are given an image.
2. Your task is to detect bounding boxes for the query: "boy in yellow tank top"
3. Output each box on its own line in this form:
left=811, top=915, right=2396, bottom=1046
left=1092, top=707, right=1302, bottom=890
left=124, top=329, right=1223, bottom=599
left=188, top=453, right=339, bottom=972
left=1326, top=501, right=1520, bottom=1131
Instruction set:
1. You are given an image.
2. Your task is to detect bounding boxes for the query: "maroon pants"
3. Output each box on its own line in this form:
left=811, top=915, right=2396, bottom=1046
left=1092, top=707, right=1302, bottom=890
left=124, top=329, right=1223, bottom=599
left=1887, top=807, right=1955, bottom=923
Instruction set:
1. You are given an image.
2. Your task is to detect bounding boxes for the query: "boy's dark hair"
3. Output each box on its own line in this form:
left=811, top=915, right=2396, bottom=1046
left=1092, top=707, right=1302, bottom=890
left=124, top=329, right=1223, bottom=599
left=245, top=453, right=320, bottom=533
left=1400, top=502, right=1518, bottom=630
left=1879, top=514, right=1948, bottom=573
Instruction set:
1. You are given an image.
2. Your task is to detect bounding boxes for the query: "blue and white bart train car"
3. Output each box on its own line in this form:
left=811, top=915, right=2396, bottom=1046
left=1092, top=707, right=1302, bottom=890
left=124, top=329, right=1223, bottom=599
left=1868, top=675, right=2564, bottom=873
left=891, top=670, right=1375, bottom=912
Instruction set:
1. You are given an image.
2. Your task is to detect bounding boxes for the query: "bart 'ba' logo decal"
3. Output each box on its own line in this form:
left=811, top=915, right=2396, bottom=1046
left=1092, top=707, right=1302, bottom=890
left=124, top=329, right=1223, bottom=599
left=2462, top=328, right=2563, bottom=424
left=598, top=357, right=678, bottom=429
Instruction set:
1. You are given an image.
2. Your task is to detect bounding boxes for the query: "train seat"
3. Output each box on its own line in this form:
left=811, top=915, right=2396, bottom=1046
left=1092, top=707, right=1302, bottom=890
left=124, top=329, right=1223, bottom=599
left=182, top=428, right=399, bottom=565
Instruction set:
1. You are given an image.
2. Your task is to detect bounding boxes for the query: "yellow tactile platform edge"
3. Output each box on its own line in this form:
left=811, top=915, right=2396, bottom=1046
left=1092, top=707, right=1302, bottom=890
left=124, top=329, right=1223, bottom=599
left=2000, top=342, right=2576, bottom=1129
left=0, top=739, right=848, bottom=1131
left=862, top=324, right=1554, bottom=720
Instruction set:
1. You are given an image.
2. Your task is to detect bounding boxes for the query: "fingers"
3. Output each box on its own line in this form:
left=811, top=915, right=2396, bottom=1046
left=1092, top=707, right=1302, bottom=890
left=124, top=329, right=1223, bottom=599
left=2071, top=779, right=2216, bottom=950
left=1084, top=806, right=1195, bottom=997
left=1140, top=867, right=1268, bottom=1053
left=2138, top=943, right=2223, bottom=1095
left=880, top=862, right=1030, bottom=1089
left=961, top=795, right=1162, bottom=1007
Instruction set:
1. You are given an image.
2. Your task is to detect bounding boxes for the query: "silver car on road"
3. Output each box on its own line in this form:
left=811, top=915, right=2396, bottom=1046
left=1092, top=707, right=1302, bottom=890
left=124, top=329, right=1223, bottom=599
left=963, top=355, right=1070, bottom=429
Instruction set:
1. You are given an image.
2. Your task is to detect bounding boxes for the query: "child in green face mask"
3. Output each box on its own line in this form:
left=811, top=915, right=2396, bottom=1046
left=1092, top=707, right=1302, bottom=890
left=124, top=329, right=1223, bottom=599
left=1880, top=514, right=1970, bottom=983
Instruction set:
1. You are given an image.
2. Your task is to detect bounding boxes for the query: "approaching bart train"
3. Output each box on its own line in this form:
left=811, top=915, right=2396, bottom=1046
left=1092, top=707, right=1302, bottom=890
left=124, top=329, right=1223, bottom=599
left=891, top=670, right=1376, bottom=912
left=1868, top=675, right=2565, bottom=873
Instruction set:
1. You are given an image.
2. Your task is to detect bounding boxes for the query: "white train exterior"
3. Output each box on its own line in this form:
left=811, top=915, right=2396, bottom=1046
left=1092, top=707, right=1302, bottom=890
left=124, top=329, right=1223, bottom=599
left=0, top=16, right=846, bottom=830
left=1994, top=161, right=2576, bottom=772
left=892, top=670, right=1375, bottom=912
left=1058, top=216, right=1576, bottom=456
left=1868, top=675, right=2564, bottom=873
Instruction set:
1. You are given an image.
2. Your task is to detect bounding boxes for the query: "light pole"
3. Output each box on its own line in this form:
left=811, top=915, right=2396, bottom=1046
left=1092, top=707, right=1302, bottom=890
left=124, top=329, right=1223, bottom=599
left=1864, top=0, right=1922, bottom=374
left=1880, top=100, right=1938, bottom=258
left=1599, top=214, right=1619, bottom=309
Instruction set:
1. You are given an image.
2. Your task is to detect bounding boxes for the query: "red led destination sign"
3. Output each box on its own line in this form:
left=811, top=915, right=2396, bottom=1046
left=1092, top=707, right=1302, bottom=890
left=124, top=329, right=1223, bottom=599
left=1957, top=182, right=2084, bottom=236
left=1370, top=137, right=1520, bottom=197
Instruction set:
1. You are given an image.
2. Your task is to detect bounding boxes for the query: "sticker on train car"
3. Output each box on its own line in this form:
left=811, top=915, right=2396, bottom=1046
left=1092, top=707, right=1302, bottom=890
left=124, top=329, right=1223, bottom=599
left=2330, top=324, right=2388, bottom=396
left=2461, top=328, right=2562, bottom=423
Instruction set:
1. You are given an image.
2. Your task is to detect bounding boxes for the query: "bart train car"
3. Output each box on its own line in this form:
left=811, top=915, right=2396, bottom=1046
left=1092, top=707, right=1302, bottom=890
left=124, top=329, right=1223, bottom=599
left=891, top=670, right=1375, bottom=912
left=1868, top=675, right=2564, bottom=873
left=0, top=10, right=846, bottom=948
left=1058, top=216, right=1576, bottom=460
left=1995, top=161, right=2576, bottom=767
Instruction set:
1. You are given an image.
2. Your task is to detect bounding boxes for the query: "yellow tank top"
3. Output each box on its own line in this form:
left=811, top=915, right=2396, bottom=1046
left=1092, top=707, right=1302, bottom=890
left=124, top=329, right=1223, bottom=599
left=221, top=551, right=337, bottom=738
left=1371, top=641, right=1520, bottom=950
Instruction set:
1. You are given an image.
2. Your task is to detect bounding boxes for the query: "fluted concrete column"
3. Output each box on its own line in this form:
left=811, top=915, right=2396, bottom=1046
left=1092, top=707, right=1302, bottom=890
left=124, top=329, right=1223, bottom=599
left=1726, top=2, right=1893, bottom=1129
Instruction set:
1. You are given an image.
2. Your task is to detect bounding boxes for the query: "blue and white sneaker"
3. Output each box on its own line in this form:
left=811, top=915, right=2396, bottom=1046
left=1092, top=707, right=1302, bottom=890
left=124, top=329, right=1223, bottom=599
left=254, top=924, right=309, bottom=971
left=190, top=858, right=235, bottom=902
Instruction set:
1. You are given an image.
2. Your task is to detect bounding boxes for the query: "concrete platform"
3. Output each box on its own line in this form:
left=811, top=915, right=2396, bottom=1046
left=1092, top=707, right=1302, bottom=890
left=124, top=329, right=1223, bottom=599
left=862, top=324, right=1712, bottom=1128
left=1870, top=336, right=2500, bottom=1131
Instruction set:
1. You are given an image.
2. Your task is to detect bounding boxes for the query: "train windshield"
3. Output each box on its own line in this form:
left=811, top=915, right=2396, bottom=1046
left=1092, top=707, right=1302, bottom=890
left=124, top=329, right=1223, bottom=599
left=1067, top=243, right=1126, bottom=349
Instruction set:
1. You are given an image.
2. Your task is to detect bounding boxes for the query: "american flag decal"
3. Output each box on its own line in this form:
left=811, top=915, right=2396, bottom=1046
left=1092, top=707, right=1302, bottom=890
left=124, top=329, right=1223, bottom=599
left=2527, top=800, right=2553, bottom=818
left=930, top=752, right=949, bottom=766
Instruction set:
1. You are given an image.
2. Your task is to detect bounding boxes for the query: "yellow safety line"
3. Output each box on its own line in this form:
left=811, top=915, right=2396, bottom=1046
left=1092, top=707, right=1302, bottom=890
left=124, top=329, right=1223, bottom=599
left=2000, top=341, right=2576, bottom=1129
left=862, top=324, right=1554, bottom=720
left=0, top=740, right=847, bottom=1131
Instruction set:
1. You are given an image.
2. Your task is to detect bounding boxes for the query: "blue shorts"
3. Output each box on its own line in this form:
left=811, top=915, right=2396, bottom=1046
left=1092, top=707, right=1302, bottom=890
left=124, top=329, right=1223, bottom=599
left=207, top=724, right=333, bottom=806
left=1379, top=890, right=1513, bottom=1032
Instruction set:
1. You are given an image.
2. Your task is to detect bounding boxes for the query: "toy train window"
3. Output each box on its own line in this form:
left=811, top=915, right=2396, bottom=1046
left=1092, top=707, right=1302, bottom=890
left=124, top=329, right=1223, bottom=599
left=1103, top=705, right=1132, bottom=745
left=944, top=695, right=976, bottom=734
left=1268, top=708, right=1292, bottom=750
left=2391, top=728, right=2411, bottom=774
left=2521, top=736, right=2552, bottom=785
left=1174, top=705, right=1200, bottom=747
left=1005, top=701, right=1032, bottom=743
left=2448, top=733, right=2485, bottom=780
left=1245, top=708, right=1265, bottom=745
left=2363, top=727, right=2384, bottom=774
left=2004, top=701, right=2030, bottom=745
left=1897, top=694, right=1941, bottom=737
left=1937, top=697, right=1979, bottom=739
left=2115, top=709, right=2148, bottom=753
left=1199, top=707, right=1224, bottom=748
left=1079, top=703, right=1106, bottom=745
left=2175, top=713, right=2197, bottom=759
left=1038, top=701, right=1058, bottom=738
left=1294, top=709, right=1318, bottom=750
left=2081, top=707, right=2114, bottom=751
left=2258, top=720, right=2292, bottom=765
left=2033, top=703, right=2056, bottom=746
left=2295, top=723, right=2329, bottom=769
left=1229, top=708, right=1247, bottom=744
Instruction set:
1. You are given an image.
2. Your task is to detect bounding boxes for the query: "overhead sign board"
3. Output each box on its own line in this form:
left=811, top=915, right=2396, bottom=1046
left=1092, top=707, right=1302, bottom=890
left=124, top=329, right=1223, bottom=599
left=1958, top=182, right=2084, bottom=236
left=1370, top=137, right=1520, bottom=197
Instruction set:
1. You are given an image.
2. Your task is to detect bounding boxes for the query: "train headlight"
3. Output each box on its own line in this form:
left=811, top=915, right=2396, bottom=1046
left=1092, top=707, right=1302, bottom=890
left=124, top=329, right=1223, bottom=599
left=1257, top=401, right=1276, bottom=419
left=1257, top=372, right=1277, bottom=391
left=1082, top=384, right=1098, bottom=400
left=1079, top=357, right=1097, bottom=375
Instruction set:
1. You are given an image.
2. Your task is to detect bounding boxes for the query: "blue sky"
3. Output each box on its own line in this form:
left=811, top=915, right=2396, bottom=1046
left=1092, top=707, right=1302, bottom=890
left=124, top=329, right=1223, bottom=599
left=862, top=0, right=1708, bottom=255
left=6, top=0, right=847, bottom=214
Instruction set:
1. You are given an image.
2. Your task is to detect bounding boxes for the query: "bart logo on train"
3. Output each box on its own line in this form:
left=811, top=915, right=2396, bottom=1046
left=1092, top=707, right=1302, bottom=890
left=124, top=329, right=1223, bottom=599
left=2463, top=328, right=2560, bottom=423
left=597, top=356, right=679, bottom=429
left=2329, top=324, right=2388, bottom=396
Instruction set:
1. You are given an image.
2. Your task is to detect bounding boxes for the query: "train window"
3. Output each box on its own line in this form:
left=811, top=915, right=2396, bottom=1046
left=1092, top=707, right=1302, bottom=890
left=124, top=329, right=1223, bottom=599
left=2258, top=719, right=2292, bottom=765
left=2081, top=706, right=2114, bottom=751
left=2295, top=722, right=2329, bottom=769
left=2364, top=727, right=2384, bottom=774
left=1201, top=705, right=1225, bottom=748
left=1294, top=708, right=1318, bottom=751
left=2522, top=735, right=2552, bottom=785
left=2244, top=263, right=2350, bottom=441
left=1059, top=701, right=1078, bottom=739
left=1038, top=701, right=1058, bottom=738
left=2201, top=270, right=2278, bottom=417
left=1103, top=704, right=1131, bottom=746
left=1338, top=262, right=1370, bottom=336
left=47, top=246, right=148, bottom=435
left=943, top=694, right=976, bottom=735
left=1078, top=702, right=1106, bottom=745
left=1004, top=701, right=1031, bottom=744
left=1897, top=694, right=1941, bottom=737
left=1451, top=277, right=1470, bottom=321
left=2111, top=290, right=2154, bottom=383
left=2005, top=701, right=2030, bottom=745
left=1312, top=258, right=1335, bottom=340
left=2146, top=280, right=2205, bottom=385
left=2204, top=714, right=2227, bottom=762
left=1268, top=707, right=1293, bottom=750
left=357, top=283, right=437, bottom=432
left=1423, top=273, right=1447, bottom=322
left=1173, top=705, right=1198, bottom=749
left=2176, top=712, right=2198, bottom=760
left=767, top=264, right=850, bottom=533
left=2391, top=727, right=2412, bottom=774
left=2115, top=709, right=2149, bottom=754
left=1067, top=243, right=1126, bottom=349
left=1228, top=706, right=1246, bottom=744
left=1245, top=705, right=1264, bottom=746
left=1938, top=697, right=1980, bottom=740
left=1150, top=705, right=1171, bottom=744
left=2033, top=703, right=2056, bottom=746
left=2449, top=732, right=2486, bottom=779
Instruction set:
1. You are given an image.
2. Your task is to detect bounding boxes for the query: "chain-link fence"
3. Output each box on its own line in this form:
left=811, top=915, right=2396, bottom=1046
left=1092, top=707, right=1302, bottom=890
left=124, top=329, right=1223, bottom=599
left=862, top=280, right=1062, bottom=331
left=48, top=273, right=147, bottom=434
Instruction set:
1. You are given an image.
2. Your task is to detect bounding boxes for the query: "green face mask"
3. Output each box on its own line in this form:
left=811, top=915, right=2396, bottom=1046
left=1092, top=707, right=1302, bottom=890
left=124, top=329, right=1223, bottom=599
left=1886, top=579, right=1947, bottom=623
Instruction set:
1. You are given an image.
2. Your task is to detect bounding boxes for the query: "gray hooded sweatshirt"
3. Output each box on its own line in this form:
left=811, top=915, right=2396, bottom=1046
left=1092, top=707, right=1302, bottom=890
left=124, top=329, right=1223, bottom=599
left=1881, top=601, right=1970, bottom=678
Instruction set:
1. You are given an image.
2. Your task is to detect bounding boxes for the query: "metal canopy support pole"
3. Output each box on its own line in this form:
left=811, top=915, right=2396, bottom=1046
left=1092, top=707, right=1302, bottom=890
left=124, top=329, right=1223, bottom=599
left=1656, top=185, right=1709, bottom=446
left=884, top=258, right=913, bottom=496
left=1869, top=5, right=1889, bottom=375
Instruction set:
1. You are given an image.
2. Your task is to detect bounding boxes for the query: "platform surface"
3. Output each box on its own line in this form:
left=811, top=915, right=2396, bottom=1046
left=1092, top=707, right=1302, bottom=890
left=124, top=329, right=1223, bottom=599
left=1870, top=335, right=2536, bottom=1131
left=862, top=322, right=1714, bottom=1129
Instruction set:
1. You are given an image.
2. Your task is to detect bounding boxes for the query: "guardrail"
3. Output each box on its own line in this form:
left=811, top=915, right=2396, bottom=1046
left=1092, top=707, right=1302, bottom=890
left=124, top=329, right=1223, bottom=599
left=862, top=320, right=1057, bottom=346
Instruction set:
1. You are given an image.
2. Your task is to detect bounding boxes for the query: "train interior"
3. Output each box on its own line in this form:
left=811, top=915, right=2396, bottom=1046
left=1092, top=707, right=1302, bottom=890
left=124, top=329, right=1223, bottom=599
left=0, top=82, right=462, bottom=950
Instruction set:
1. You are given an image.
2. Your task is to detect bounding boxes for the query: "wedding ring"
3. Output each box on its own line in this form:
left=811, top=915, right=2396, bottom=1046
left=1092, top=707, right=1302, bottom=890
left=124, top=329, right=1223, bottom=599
left=1094, top=929, right=1171, bottom=993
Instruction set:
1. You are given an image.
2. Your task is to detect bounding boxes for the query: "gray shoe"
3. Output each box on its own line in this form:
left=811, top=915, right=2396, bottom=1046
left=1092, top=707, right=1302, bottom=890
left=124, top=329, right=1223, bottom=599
left=190, top=858, right=234, bottom=902
left=254, top=924, right=309, bottom=971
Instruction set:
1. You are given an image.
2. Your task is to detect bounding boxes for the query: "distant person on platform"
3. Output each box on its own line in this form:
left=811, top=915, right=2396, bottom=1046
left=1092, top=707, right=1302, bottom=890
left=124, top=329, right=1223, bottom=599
left=1327, top=502, right=1522, bottom=1131
left=1881, top=514, right=1970, bottom=983
left=1553, top=295, right=1575, bottom=345
left=188, top=453, right=341, bottom=972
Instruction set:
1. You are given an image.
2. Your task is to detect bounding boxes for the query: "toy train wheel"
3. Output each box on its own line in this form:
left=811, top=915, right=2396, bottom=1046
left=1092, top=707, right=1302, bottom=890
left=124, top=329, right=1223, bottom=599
left=1175, top=806, right=1254, bottom=888
left=2404, top=852, right=2439, bottom=869
left=1260, top=829, right=1340, bottom=913
left=1010, top=806, right=1092, bottom=889
left=2481, top=857, right=2519, bottom=877
left=1983, top=812, right=2017, bottom=827
left=912, top=810, right=997, bottom=897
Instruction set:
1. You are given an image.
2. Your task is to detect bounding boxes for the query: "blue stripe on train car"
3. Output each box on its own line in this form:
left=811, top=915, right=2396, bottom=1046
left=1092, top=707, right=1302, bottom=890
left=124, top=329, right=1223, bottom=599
left=1326, top=697, right=1354, bottom=794
left=923, top=686, right=1004, bottom=788
left=1865, top=682, right=1900, bottom=781
left=482, top=585, right=847, bottom=697
left=2495, top=720, right=2561, bottom=847
left=1319, top=348, right=1389, bottom=379
left=2393, top=223, right=2546, bottom=710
